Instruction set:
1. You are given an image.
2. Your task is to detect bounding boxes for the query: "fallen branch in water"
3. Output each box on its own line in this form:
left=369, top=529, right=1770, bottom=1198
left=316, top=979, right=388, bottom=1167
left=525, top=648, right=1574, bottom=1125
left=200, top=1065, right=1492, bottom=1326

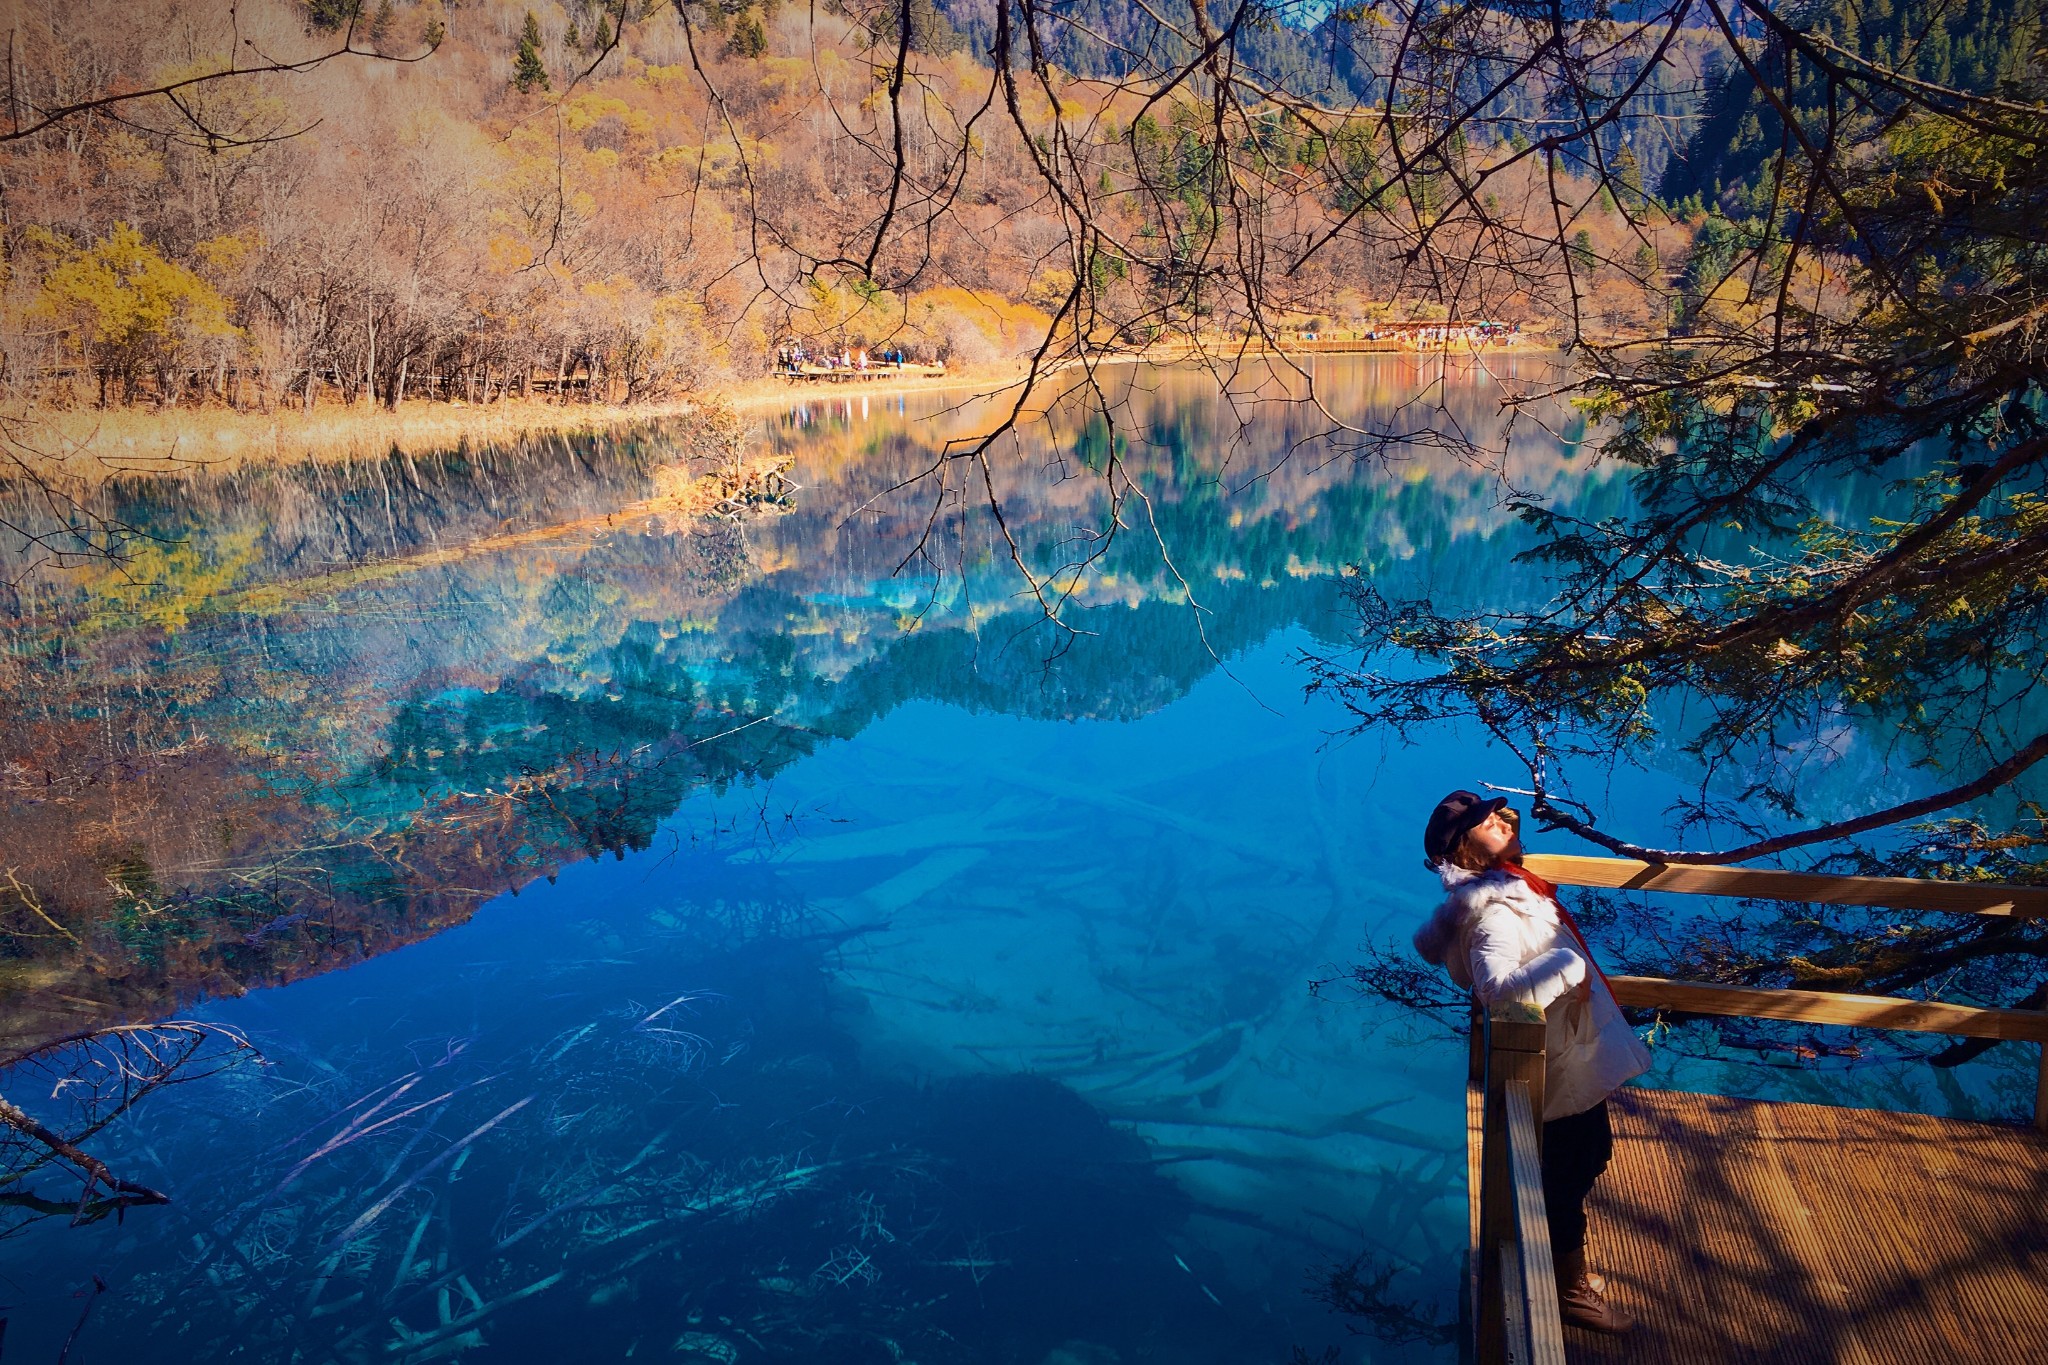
left=0, top=1096, right=169, bottom=1218
left=0, top=1021, right=256, bottom=1229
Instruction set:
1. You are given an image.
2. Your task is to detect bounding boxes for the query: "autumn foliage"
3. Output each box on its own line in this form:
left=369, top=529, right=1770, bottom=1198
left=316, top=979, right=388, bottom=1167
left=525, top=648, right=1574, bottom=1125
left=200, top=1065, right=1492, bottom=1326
left=0, top=1, right=1072, bottom=410
left=0, top=0, right=1679, bottom=416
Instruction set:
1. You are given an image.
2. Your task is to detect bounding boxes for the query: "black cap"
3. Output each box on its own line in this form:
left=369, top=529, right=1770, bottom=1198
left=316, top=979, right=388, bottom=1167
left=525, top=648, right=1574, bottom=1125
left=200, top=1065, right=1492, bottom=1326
left=1423, top=789, right=1509, bottom=863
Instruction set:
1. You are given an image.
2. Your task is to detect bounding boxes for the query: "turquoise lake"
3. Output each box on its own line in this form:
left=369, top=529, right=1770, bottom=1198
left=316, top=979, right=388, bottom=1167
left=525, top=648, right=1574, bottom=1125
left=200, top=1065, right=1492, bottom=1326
left=0, top=358, right=2021, bottom=1363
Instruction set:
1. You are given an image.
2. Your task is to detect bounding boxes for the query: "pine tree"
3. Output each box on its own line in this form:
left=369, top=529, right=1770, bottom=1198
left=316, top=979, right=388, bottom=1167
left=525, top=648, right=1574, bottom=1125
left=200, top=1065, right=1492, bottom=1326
left=305, top=0, right=362, bottom=30
left=368, top=0, right=395, bottom=46
left=725, top=10, right=766, bottom=58
left=1568, top=228, right=1597, bottom=273
left=1921, top=13, right=1954, bottom=87
left=1613, top=142, right=1645, bottom=207
left=514, top=12, right=550, bottom=92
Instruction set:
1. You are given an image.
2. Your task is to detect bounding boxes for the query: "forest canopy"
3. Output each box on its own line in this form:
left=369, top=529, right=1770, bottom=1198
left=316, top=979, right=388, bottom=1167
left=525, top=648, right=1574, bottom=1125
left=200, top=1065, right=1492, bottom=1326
left=0, top=0, right=1696, bottom=416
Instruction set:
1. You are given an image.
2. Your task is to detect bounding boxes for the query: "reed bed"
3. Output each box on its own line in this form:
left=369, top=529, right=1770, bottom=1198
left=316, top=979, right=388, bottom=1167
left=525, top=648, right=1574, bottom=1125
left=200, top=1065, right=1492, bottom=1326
left=5, top=398, right=706, bottom=483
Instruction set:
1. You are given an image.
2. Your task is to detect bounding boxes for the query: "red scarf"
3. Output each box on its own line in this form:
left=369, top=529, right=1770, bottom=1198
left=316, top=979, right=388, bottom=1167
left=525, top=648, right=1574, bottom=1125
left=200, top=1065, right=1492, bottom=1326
left=1500, top=861, right=1611, bottom=994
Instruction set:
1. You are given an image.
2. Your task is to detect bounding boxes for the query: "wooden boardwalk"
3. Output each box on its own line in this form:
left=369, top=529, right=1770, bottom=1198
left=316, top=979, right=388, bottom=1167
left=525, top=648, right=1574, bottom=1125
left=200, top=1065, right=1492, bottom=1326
left=776, top=363, right=947, bottom=383
left=1571, top=1087, right=2048, bottom=1364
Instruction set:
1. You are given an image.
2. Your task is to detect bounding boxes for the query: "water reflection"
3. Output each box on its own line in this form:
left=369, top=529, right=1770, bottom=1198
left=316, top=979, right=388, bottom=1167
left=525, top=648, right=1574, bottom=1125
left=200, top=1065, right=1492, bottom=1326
left=0, top=359, right=1594, bottom=1053
left=14, top=356, right=1917, bottom=1361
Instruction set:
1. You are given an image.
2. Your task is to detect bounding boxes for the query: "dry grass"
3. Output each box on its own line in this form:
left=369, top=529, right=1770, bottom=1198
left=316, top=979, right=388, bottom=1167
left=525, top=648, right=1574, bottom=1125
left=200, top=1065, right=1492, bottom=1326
left=5, top=361, right=1042, bottom=486
left=9, top=396, right=707, bottom=483
left=3, top=337, right=1537, bottom=489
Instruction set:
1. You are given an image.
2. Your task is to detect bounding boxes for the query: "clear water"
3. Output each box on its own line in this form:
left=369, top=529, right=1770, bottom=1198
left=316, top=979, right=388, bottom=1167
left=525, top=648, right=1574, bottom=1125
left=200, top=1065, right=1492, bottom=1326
left=0, top=358, right=2020, bottom=1362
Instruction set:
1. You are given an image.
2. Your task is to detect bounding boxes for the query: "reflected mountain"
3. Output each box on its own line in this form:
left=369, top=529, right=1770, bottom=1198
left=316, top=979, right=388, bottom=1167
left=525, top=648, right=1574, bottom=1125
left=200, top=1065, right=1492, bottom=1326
left=0, top=358, right=1619, bottom=1051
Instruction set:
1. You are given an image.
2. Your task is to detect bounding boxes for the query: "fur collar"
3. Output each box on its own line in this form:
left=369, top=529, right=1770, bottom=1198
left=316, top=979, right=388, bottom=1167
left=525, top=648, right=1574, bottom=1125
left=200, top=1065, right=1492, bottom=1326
left=1434, top=861, right=1484, bottom=890
left=1412, top=862, right=1558, bottom=968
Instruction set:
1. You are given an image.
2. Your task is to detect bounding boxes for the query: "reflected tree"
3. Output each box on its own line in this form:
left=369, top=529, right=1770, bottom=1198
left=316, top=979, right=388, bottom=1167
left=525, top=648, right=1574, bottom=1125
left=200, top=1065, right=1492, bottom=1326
left=1307, top=1250, right=1459, bottom=1351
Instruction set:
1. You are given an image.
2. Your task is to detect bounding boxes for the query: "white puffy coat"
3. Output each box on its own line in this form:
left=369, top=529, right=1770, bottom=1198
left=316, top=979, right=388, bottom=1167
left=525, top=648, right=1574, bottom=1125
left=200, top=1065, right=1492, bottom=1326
left=1412, top=862, right=1651, bottom=1120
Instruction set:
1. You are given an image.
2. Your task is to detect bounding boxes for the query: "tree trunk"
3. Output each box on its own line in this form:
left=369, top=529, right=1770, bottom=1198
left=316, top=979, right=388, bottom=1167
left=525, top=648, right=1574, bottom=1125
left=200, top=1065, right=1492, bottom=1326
left=389, top=354, right=410, bottom=410
left=555, top=345, right=570, bottom=404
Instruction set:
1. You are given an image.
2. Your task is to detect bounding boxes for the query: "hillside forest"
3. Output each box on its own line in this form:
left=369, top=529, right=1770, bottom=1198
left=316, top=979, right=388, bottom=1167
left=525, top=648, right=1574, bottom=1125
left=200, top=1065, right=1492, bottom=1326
left=3, top=0, right=1731, bottom=414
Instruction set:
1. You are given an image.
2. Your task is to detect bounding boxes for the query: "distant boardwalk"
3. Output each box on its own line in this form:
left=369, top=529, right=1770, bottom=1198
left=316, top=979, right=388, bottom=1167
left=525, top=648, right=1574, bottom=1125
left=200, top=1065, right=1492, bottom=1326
left=1573, top=1087, right=2048, bottom=1364
left=1273, top=321, right=1522, bottom=352
left=777, top=361, right=948, bottom=383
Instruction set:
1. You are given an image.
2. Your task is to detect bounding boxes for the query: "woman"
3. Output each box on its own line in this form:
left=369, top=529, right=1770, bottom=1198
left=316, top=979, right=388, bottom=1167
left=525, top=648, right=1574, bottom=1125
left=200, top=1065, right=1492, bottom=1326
left=1412, top=790, right=1650, bottom=1334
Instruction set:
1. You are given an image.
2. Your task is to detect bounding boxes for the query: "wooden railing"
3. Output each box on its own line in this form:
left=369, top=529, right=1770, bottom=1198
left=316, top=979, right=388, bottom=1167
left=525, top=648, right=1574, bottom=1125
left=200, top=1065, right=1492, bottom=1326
left=1465, top=854, right=2048, bottom=1365
left=1469, top=999, right=1567, bottom=1365
left=1524, top=853, right=2048, bottom=1132
left=1523, top=852, right=2048, bottom=917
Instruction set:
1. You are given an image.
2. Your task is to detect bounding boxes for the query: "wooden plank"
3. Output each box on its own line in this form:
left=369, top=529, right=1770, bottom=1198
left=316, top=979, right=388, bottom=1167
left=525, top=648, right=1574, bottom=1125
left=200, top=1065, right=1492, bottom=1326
left=2035, top=1041, right=2047, bottom=1133
left=1503, top=1081, right=1567, bottom=1365
left=1467, top=1070, right=1485, bottom=1365
left=1499, top=1241, right=1527, bottom=1365
left=1467, top=1008, right=1485, bottom=1365
left=1483, top=1012, right=1548, bottom=1252
left=1479, top=1005, right=1548, bottom=1365
left=1607, top=976, right=2048, bottom=1041
left=1573, top=1088, right=2048, bottom=1365
left=1522, top=853, right=2048, bottom=920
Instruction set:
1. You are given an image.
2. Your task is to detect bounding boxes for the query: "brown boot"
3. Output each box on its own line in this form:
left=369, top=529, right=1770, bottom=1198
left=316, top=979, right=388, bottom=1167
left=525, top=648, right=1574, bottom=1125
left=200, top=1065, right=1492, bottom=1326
left=1555, top=1249, right=1635, bottom=1334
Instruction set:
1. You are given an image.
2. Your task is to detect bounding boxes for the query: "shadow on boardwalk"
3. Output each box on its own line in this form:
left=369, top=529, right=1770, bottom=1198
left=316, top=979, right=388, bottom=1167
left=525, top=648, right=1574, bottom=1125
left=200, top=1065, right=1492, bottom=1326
left=1575, top=1087, right=2048, bottom=1364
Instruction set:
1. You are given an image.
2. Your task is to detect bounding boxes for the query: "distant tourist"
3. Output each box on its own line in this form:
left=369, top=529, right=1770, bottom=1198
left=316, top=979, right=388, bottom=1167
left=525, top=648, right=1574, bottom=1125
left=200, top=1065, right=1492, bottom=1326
left=1412, top=791, right=1651, bottom=1335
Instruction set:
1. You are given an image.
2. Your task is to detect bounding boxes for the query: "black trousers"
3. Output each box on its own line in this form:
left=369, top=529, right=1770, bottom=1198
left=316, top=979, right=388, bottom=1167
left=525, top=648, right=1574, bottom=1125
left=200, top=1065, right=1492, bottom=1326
left=1539, top=1099, right=1613, bottom=1259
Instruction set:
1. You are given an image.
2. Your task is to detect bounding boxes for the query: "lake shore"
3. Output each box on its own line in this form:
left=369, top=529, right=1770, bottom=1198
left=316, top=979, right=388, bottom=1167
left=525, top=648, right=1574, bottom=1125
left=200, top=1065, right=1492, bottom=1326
left=5, top=396, right=707, bottom=482
left=713, top=359, right=1035, bottom=415
left=5, top=338, right=1546, bottom=483
left=2, top=362, right=1036, bottom=483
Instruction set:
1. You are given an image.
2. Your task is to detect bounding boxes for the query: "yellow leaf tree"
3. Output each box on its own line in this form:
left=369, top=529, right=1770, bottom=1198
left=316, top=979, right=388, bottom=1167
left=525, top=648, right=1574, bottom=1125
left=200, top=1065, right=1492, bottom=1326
left=29, top=223, right=241, bottom=406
